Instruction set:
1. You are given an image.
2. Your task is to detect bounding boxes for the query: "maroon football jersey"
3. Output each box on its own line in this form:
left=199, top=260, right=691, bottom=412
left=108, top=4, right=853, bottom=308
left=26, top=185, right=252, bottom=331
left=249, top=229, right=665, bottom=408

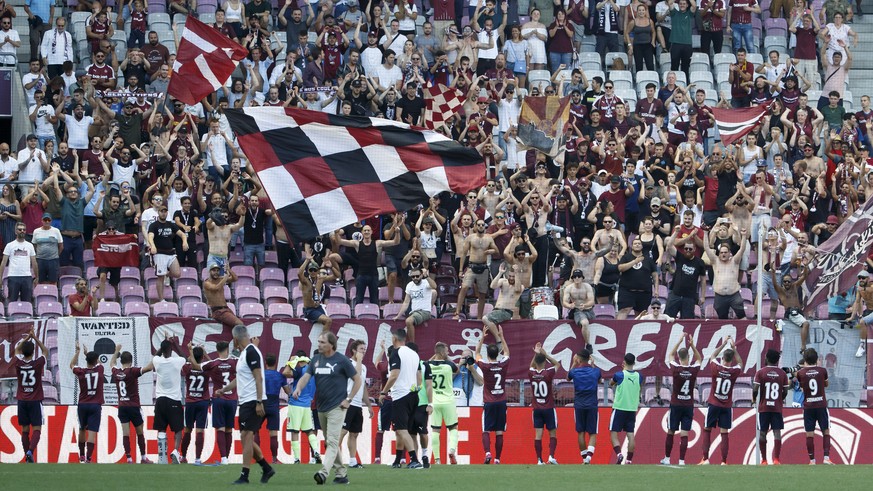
left=529, top=366, right=556, bottom=409
left=73, top=365, right=105, bottom=404
left=111, top=366, right=143, bottom=407
left=477, top=358, right=509, bottom=404
left=203, top=358, right=237, bottom=400
left=182, top=363, right=211, bottom=403
left=14, top=355, right=46, bottom=401
left=706, top=360, right=742, bottom=408
left=670, top=361, right=700, bottom=406
left=754, top=366, right=789, bottom=412
left=86, top=63, right=115, bottom=84
left=797, top=366, right=829, bottom=408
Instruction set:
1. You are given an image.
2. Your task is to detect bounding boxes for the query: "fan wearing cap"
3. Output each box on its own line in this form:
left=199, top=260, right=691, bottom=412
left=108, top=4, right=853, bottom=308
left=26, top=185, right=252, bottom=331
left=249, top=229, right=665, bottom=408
left=203, top=260, right=244, bottom=331
left=770, top=262, right=812, bottom=354
left=562, top=269, right=595, bottom=340
left=297, top=251, right=341, bottom=333
left=810, top=214, right=840, bottom=243
left=31, top=212, right=63, bottom=285
left=147, top=205, right=188, bottom=301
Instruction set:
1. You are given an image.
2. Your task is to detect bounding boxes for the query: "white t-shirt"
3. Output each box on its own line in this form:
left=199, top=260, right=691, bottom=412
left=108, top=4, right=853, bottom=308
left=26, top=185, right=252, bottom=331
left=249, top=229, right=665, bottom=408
left=388, top=345, right=420, bottom=400
left=167, top=188, right=190, bottom=219
left=346, top=363, right=367, bottom=407
left=361, top=47, right=384, bottom=76
left=141, top=207, right=159, bottom=236
left=375, top=64, right=403, bottom=90
left=497, top=98, right=520, bottom=132
left=17, top=148, right=46, bottom=182
left=65, top=115, right=94, bottom=149
left=202, top=133, right=229, bottom=170
left=393, top=5, right=418, bottom=32
left=0, top=28, right=20, bottom=63
left=152, top=355, right=187, bottom=401
left=112, top=160, right=137, bottom=186
left=29, top=104, right=55, bottom=137
left=380, top=31, right=407, bottom=55
left=477, top=30, right=498, bottom=60
left=405, top=279, right=433, bottom=312
left=237, top=344, right=266, bottom=404
left=3, top=240, right=35, bottom=277
left=21, top=72, right=46, bottom=106
left=31, top=226, right=63, bottom=260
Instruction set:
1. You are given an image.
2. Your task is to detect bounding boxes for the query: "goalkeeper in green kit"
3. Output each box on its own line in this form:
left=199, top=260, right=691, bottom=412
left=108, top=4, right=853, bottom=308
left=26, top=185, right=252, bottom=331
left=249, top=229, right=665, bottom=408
left=427, top=342, right=461, bottom=464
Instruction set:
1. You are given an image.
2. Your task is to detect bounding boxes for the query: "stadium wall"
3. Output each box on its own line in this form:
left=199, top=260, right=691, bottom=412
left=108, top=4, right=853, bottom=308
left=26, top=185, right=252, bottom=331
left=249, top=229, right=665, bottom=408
left=2, top=406, right=873, bottom=464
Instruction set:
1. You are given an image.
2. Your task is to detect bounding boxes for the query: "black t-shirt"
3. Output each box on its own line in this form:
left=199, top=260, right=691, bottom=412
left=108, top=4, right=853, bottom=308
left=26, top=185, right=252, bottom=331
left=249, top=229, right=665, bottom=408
left=396, top=96, right=425, bottom=125
left=173, top=209, right=197, bottom=241
left=618, top=252, right=656, bottom=290
left=648, top=155, right=676, bottom=185
left=671, top=253, right=706, bottom=297
left=344, top=89, right=372, bottom=116
left=678, top=168, right=705, bottom=196
left=716, top=169, right=740, bottom=208
left=148, top=220, right=179, bottom=254
left=52, top=154, right=75, bottom=173
left=243, top=207, right=266, bottom=245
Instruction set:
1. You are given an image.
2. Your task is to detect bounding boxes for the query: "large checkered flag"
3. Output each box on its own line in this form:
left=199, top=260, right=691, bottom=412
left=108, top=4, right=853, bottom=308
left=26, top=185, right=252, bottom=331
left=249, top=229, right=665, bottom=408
left=224, top=107, right=486, bottom=241
left=712, top=104, right=769, bottom=146
left=424, top=83, right=466, bottom=130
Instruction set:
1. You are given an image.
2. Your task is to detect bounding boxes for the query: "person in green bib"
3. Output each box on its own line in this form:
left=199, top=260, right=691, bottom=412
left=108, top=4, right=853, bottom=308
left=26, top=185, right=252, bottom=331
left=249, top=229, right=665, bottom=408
left=610, top=353, right=641, bottom=465
left=427, top=342, right=461, bottom=465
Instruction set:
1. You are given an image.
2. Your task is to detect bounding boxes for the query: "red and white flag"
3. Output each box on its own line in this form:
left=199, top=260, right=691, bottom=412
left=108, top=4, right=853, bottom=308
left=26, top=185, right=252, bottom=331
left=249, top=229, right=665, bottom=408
left=168, top=16, right=248, bottom=105
left=712, top=104, right=769, bottom=146
left=92, top=233, right=140, bottom=268
left=424, top=83, right=466, bottom=130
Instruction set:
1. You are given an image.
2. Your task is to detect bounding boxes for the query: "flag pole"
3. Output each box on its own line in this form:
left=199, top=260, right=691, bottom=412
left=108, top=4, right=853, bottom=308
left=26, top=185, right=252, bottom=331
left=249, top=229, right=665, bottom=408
left=754, top=219, right=766, bottom=465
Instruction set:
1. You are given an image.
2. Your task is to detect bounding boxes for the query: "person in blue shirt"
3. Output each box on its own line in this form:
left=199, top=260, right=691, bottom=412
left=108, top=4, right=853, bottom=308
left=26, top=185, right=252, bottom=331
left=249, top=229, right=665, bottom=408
left=283, top=350, right=322, bottom=464
left=567, top=348, right=601, bottom=464
left=264, top=354, right=289, bottom=464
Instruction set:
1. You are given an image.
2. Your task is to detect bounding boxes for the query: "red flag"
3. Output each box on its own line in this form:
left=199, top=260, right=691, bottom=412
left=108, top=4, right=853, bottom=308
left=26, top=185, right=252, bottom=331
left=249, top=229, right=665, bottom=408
left=803, top=198, right=873, bottom=314
left=92, top=233, right=140, bottom=268
left=712, top=104, right=769, bottom=146
left=168, top=16, right=248, bottom=105
left=423, top=83, right=465, bottom=130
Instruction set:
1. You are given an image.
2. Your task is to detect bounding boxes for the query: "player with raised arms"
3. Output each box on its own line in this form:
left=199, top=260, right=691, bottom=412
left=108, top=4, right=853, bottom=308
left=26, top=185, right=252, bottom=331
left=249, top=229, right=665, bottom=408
left=13, top=329, right=48, bottom=463
left=752, top=348, right=790, bottom=465
left=109, top=344, right=154, bottom=464
left=661, top=333, right=701, bottom=466
left=568, top=348, right=601, bottom=464
left=476, top=326, right=510, bottom=464
left=530, top=342, right=559, bottom=465
left=70, top=341, right=104, bottom=464
left=699, top=336, right=743, bottom=465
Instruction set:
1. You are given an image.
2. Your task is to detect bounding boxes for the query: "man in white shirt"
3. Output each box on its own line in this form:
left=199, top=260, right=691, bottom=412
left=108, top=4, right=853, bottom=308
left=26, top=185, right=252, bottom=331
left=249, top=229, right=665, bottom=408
left=54, top=102, right=93, bottom=151
left=380, top=19, right=407, bottom=56
left=0, top=17, right=21, bottom=67
left=22, top=59, right=48, bottom=107
left=39, top=16, right=73, bottom=79
left=142, top=337, right=187, bottom=464
left=17, top=134, right=48, bottom=191
left=201, top=119, right=235, bottom=180
left=360, top=31, right=384, bottom=77
left=394, top=267, right=437, bottom=343
left=0, top=143, right=17, bottom=182
left=31, top=213, right=63, bottom=284
left=374, top=50, right=403, bottom=94
left=0, top=222, right=38, bottom=301
left=28, top=90, right=56, bottom=150
left=379, top=329, right=426, bottom=469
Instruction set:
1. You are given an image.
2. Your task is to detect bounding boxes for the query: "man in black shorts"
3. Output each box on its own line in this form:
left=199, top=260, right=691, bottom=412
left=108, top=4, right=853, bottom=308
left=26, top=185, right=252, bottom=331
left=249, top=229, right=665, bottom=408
left=143, top=338, right=186, bottom=464
left=661, top=334, right=701, bottom=465
left=407, top=342, right=434, bottom=467
left=379, top=329, right=425, bottom=469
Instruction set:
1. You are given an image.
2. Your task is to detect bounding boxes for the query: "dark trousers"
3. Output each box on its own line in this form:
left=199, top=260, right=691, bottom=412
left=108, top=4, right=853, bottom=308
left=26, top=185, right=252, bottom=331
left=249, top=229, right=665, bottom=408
left=276, top=240, right=299, bottom=275
left=531, top=234, right=549, bottom=288
left=30, top=21, right=50, bottom=60
left=8, top=276, right=33, bottom=302
left=670, top=43, right=692, bottom=80
left=700, top=31, right=724, bottom=57
left=60, top=235, right=84, bottom=271
left=665, top=292, right=698, bottom=319
left=355, top=273, right=379, bottom=304
left=633, top=43, right=655, bottom=71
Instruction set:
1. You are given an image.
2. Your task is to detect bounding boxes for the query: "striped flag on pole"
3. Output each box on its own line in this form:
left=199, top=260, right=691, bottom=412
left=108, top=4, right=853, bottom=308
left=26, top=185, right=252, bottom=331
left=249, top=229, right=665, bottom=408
left=712, top=104, right=769, bottom=146
left=168, top=16, right=248, bottom=105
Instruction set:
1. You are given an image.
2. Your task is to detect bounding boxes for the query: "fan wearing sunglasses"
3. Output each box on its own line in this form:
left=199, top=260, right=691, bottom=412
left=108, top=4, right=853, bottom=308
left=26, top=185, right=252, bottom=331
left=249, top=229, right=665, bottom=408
left=394, top=268, right=436, bottom=343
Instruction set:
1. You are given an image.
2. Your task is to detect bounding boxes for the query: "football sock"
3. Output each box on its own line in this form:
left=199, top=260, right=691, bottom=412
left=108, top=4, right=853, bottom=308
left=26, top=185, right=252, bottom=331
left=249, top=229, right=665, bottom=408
left=449, top=428, right=459, bottom=452
left=181, top=432, right=191, bottom=456
left=225, top=431, right=234, bottom=457
left=137, top=434, right=147, bottom=455
left=665, top=434, right=673, bottom=458
left=587, top=445, right=595, bottom=458
left=773, top=438, right=781, bottom=460
left=409, top=451, right=418, bottom=463
left=720, top=434, right=729, bottom=463
left=307, top=433, right=319, bottom=455
left=495, top=435, right=503, bottom=459
left=627, top=451, right=634, bottom=461
left=431, top=430, right=441, bottom=459
left=269, top=436, right=278, bottom=461
left=760, top=438, right=767, bottom=458
left=394, top=449, right=403, bottom=465
left=216, top=431, right=228, bottom=458
left=482, top=432, right=491, bottom=453
left=548, top=437, right=557, bottom=457
left=375, top=432, right=384, bottom=458
left=21, top=429, right=29, bottom=453
left=702, top=429, right=712, bottom=458
left=613, top=445, right=621, bottom=456
left=123, top=436, right=131, bottom=457
left=823, top=435, right=831, bottom=457
left=78, top=440, right=85, bottom=458
left=679, top=436, right=688, bottom=460
left=86, top=442, right=95, bottom=462
left=29, top=430, right=40, bottom=453
left=291, top=440, right=301, bottom=460
left=195, top=433, right=205, bottom=459
left=240, top=468, right=250, bottom=479
left=257, top=457, right=270, bottom=470
left=806, top=436, right=815, bottom=459
left=534, top=439, right=542, bottom=460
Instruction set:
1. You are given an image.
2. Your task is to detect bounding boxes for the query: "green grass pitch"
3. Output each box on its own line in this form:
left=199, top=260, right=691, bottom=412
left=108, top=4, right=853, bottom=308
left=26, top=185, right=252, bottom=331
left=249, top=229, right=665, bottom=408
left=0, top=463, right=867, bottom=490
